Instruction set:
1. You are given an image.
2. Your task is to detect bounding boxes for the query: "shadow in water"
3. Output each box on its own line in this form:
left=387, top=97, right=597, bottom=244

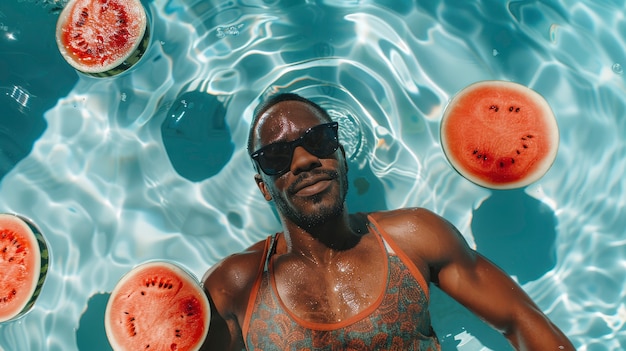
left=161, top=91, right=234, bottom=182
left=76, top=293, right=113, bottom=351
left=472, top=189, right=557, bottom=284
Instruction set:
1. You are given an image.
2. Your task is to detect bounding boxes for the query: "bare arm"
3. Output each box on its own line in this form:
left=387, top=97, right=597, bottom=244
left=199, top=242, right=266, bottom=351
left=438, top=251, right=573, bottom=350
left=375, top=208, right=575, bottom=350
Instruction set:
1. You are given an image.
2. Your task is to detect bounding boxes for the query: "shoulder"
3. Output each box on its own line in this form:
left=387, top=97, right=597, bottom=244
left=368, top=207, right=458, bottom=242
left=368, top=208, right=476, bottom=273
left=202, top=238, right=269, bottom=319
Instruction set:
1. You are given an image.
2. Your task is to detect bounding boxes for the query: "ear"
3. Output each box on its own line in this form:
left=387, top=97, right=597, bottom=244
left=339, top=144, right=348, bottom=171
left=254, top=174, right=273, bottom=201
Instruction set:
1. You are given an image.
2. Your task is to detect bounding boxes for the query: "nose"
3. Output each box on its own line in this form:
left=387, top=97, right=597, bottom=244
left=290, top=145, right=321, bottom=174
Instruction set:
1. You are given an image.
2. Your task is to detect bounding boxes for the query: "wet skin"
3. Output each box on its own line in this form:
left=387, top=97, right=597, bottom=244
left=200, top=100, right=575, bottom=351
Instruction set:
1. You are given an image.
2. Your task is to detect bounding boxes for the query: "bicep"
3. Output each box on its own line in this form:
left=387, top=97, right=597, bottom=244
left=398, top=209, right=573, bottom=348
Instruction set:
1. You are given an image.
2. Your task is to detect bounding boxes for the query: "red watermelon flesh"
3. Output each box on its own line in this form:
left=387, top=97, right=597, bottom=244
left=440, top=80, right=559, bottom=189
left=55, top=0, right=149, bottom=77
left=105, top=261, right=210, bottom=351
left=0, top=214, right=48, bottom=323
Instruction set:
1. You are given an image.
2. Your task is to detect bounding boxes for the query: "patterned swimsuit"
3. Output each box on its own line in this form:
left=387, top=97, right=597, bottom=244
left=242, top=216, right=441, bottom=350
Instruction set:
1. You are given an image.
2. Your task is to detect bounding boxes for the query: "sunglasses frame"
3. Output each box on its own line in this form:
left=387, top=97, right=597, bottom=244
left=250, top=122, right=339, bottom=176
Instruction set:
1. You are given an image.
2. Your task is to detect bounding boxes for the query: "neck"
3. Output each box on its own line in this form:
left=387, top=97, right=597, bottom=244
left=280, top=211, right=368, bottom=265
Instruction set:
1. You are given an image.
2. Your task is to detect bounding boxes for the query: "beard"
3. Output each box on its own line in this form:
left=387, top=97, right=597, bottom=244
left=273, top=168, right=349, bottom=230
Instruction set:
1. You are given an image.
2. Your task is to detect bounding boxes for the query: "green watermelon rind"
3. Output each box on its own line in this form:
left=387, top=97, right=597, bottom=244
left=0, top=213, right=49, bottom=323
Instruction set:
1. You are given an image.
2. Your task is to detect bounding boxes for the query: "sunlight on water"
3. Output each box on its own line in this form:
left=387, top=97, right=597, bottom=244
left=1, top=0, right=625, bottom=350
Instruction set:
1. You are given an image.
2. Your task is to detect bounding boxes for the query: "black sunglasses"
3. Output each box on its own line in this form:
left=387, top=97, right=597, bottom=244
left=250, top=122, right=339, bottom=176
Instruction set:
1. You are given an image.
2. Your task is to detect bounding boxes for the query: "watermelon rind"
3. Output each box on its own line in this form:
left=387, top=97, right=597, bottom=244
left=0, top=213, right=49, bottom=323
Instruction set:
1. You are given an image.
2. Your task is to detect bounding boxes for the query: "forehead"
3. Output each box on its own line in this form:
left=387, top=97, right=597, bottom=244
left=254, top=100, right=326, bottom=147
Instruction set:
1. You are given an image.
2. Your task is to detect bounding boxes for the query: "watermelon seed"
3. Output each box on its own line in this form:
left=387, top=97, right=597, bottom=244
left=124, top=311, right=129, bottom=314
left=145, top=344, right=150, bottom=348
left=141, top=291, right=145, bottom=295
left=511, top=158, right=515, bottom=164
left=516, top=150, right=520, bottom=155
left=489, top=105, right=499, bottom=112
left=523, top=144, right=528, bottom=149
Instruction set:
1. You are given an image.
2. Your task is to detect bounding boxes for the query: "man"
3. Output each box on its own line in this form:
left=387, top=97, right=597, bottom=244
left=201, top=93, right=574, bottom=350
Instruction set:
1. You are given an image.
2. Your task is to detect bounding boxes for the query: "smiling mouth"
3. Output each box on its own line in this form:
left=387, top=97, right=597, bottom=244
left=295, top=179, right=333, bottom=196
left=290, top=170, right=338, bottom=196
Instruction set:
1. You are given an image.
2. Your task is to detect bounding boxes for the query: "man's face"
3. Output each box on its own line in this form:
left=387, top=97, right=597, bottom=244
left=252, top=100, right=349, bottom=229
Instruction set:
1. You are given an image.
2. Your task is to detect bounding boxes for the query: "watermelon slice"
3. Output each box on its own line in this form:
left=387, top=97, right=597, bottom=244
left=55, top=0, right=150, bottom=77
left=0, top=213, right=49, bottom=323
left=440, top=80, right=559, bottom=189
left=105, top=261, right=211, bottom=351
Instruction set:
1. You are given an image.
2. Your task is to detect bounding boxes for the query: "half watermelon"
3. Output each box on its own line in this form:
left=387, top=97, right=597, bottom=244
left=55, top=0, right=150, bottom=77
left=0, top=213, right=49, bottom=323
left=440, top=80, right=559, bottom=189
left=105, top=261, right=211, bottom=351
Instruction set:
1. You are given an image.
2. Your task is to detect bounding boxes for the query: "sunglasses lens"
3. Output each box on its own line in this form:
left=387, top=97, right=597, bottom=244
left=257, top=143, right=292, bottom=175
left=303, top=125, right=338, bottom=157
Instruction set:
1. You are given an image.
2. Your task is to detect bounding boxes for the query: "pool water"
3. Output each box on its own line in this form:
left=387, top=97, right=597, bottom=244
left=1, top=0, right=625, bottom=350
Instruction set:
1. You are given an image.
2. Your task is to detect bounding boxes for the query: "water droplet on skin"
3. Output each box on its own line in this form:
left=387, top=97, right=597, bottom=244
left=612, top=63, right=623, bottom=75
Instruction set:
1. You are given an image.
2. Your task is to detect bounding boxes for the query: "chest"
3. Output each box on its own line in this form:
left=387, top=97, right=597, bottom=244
left=271, top=247, right=387, bottom=324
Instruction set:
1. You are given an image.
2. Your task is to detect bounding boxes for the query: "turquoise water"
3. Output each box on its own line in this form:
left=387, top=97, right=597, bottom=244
left=1, top=0, right=625, bottom=350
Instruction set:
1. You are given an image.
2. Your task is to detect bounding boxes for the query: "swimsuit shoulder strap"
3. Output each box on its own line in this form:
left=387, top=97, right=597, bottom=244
left=241, top=233, right=278, bottom=339
left=367, top=214, right=430, bottom=296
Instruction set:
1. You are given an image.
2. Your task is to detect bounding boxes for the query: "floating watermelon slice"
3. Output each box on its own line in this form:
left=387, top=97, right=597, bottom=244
left=55, top=0, right=150, bottom=77
left=105, top=261, right=211, bottom=351
left=0, top=213, right=49, bottom=323
left=440, top=80, right=559, bottom=189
